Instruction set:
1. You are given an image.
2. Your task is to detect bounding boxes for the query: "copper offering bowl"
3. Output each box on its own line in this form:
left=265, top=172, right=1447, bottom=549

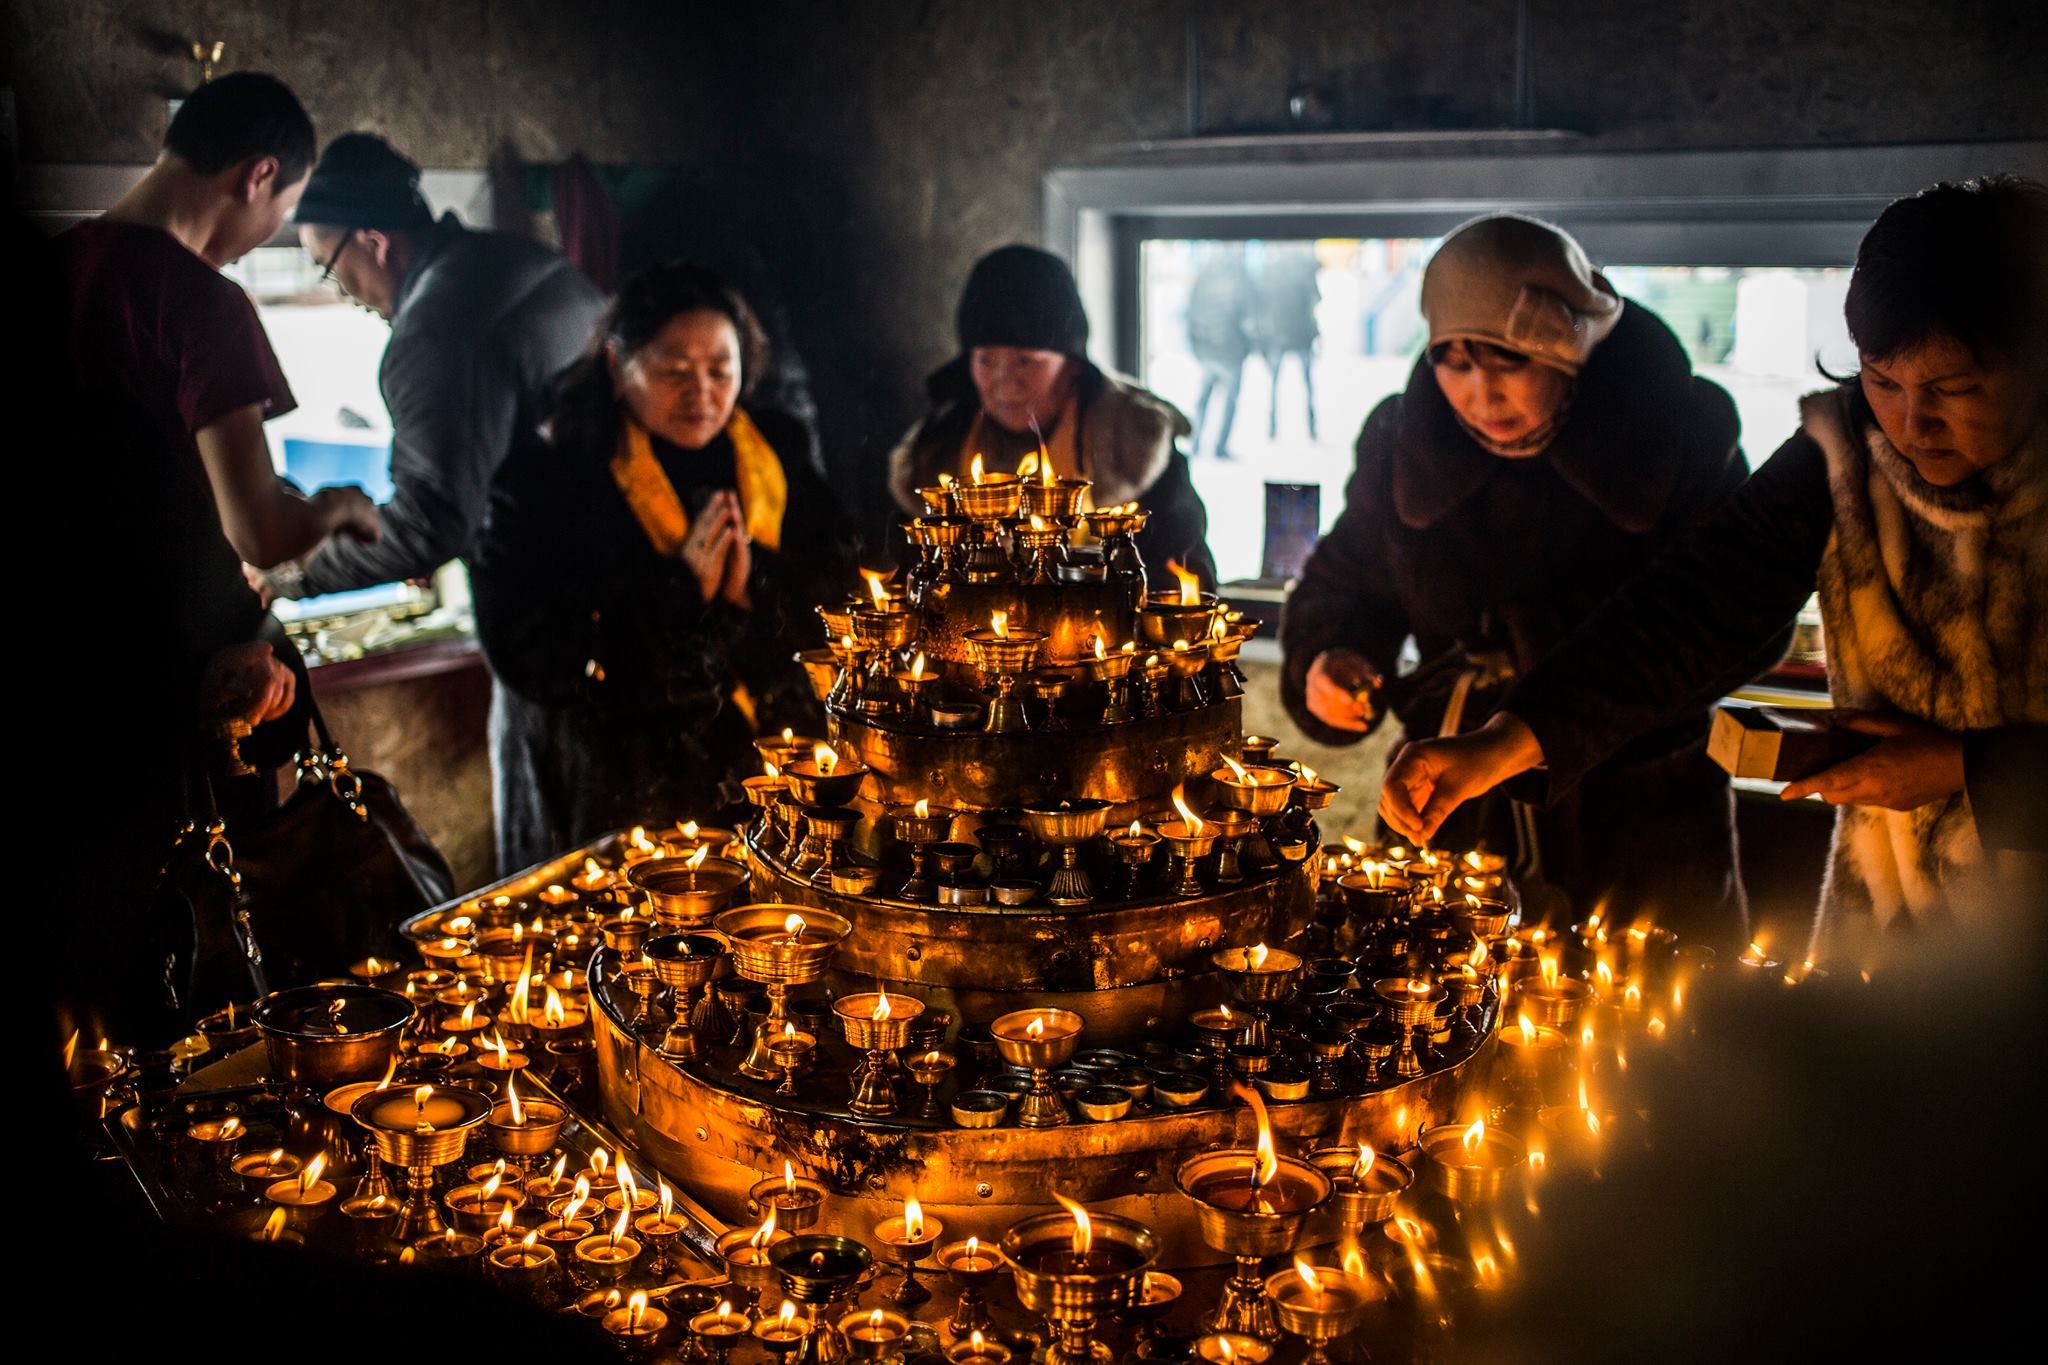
left=1021, top=477, right=1092, bottom=519
left=962, top=629, right=1045, bottom=678
left=1210, top=764, right=1297, bottom=816
left=990, top=1008, right=1084, bottom=1070
left=833, top=992, right=924, bottom=1050
left=1418, top=1121, right=1527, bottom=1203
left=782, top=758, right=870, bottom=808
left=350, top=1083, right=492, bottom=1168
left=1306, top=1146, right=1415, bottom=1226
left=1176, top=1149, right=1334, bottom=1258
left=254, top=984, right=414, bottom=1089
left=1449, top=897, right=1514, bottom=940
left=1001, top=1209, right=1159, bottom=1321
left=486, top=1096, right=568, bottom=1157
left=1136, top=592, right=1218, bottom=647
left=716, top=905, right=852, bottom=986
left=645, top=932, right=729, bottom=992
left=1082, top=507, right=1150, bottom=539
left=1020, top=798, right=1112, bottom=847
left=628, top=857, right=751, bottom=928
left=794, top=648, right=840, bottom=702
left=952, top=476, right=1023, bottom=522
left=905, top=514, right=972, bottom=548
left=851, top=606, right=918, bottom=651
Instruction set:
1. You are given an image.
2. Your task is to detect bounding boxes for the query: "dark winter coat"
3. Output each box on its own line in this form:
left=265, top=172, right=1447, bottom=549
left=472, top=409, right=852, bottom=872
left=886, top=361, right=1218, bottom=590
left=1280, top=301, right=1785, bottom=944
left=298, top=215, right=608, bottom=595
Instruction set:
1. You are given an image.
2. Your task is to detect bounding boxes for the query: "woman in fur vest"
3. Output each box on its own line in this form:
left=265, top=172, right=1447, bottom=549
left=1380, top=176, right=2048, bottom=966
left=886, top=244, right=1217, bottom=588
left=1281, top=213, right=1782, bottom=949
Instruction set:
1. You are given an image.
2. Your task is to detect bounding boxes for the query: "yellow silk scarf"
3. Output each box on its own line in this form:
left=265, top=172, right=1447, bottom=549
left=609, top=407, right=788, bottom=555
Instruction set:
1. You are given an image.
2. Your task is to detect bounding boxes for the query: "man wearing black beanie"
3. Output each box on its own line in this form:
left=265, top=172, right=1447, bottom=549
left=263, top=132, right=606, bottom=605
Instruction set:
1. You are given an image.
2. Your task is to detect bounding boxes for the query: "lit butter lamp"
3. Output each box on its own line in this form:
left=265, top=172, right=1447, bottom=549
left=991, top=1008, right=1084, bottom=1128
left=1306, top=1143, right=1415, bottom=1242
left=262, top=1151, right=336, bottom=1233
left=351, top=1083, right=492, bottom=1243
left=1211, top=755, right=1297, bottom=817
left=1157, top=784, right=1219, bottom=897
left=1511, top=953, right=1594, bottom=1030
left=716, top=1204, right=793, bottom=1309
left=753, top=1300, right=811, bottom=1360
left=1266, top=1255, right=1381, bottom=1364
left=873, top=1194, right=943, bottom=1308
left=1176, top=1085, right=1334, bottom=1341
left=768, top=1235, right=875, bottom=1361
left=570, top=1204, right=644, bottom=1289
left=834, top=991, right=924, bottom=1118
left=601, top=1288, right=666, bottom=1358
left=964, top=611, right=1046, bottom=733
left=716, top=905, right=851, bottom=1081
left=1420, top=1118, right=1527, bottom=1204
left=1001, top=1193, right=1160, bottom=1365
left=937, top=1235, right=1002, bottom=1343
left=839, top=1305, right=913, bottom=1359
left=689, top=1299, right=751, bottom=1362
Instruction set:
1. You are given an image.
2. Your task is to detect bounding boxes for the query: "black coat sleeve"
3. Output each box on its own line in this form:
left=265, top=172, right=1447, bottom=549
left=1965, top=725, right=2048, bottom=853
left=1133, top=448, right=1218, bottom=590
left=1279, top=398, right=1414, bottom=746
left=1505, top=431, right=1835, bottom=801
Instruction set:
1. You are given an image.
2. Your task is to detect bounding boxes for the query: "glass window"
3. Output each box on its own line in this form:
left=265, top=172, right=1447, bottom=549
left=1139, top=238, right=1856, bottom=585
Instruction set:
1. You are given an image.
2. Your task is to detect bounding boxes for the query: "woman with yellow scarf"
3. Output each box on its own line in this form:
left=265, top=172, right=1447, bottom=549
left=474, top=264, right=852, bottom=872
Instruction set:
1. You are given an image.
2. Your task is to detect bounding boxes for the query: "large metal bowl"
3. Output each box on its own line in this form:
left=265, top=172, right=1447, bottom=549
left=253, top=984, right=414, bottom=1089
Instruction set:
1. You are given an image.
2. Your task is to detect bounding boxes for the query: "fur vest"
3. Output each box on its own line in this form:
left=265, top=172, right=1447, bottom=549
left=1808, top=385, right=2048, bottom=937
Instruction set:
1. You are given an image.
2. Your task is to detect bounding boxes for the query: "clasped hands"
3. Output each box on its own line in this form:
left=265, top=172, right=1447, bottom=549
left=681, top=489, right=752, bottom=610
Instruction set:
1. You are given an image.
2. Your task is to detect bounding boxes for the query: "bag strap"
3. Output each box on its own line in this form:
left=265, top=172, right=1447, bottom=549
left=290, top=685, right=369, bottom=821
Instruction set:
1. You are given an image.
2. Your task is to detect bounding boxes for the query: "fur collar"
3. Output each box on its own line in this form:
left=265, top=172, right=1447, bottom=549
left=1391, top=301, right=1707, bottom=534
left=888, top=363, right=1187, bottom=512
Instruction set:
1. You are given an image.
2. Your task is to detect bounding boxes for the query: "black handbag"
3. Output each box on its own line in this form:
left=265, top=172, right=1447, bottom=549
left=229, top=694, right=455, bottom=987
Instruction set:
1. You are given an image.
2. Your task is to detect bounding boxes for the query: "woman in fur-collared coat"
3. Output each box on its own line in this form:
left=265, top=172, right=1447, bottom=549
left=1282, top=214, right=1788, bottom=948
left=1378, top=177, right=2048, bottom=965
left=886, top=245, right=1217, bottom=589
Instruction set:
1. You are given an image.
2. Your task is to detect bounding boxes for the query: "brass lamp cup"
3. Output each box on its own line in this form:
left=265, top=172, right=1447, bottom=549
left=905, top=514, right=971, bottom=547
left=953, top=477, right=1023, bottom=522
left=1176, top=1150, right=1335, bottom=1259
left=1212, top=946, right=1304, bottom=1006
left=629, top=858, right=751, bottom=928
left=717, top=905, right=853, bottom=986
left=254, top=984, right=415, bottom=1090
left=990, top=1008, right=1084, bottom=1071
left=755, top=734, right=825, bottom=770
left=889, top=806, right=957, bottom=848
left=963, top=630, right=1045, bottom=678
left=1083, top=649, right=1136, bottom=682
left=1001, top=1209, right=1159, bottom=1332
left=1136, top=593, right=1219, bottom=647
left=645, top=933, right=729, bottom=992
left=916, top=484, right=960, bottom=516
left=1082, top=508, right=1150, bottom=539
left=1020, top=798, right=1113, bottom=847
left=350, top=1083, right=492, bottom=1168
left=1306, top=1147, right=1415, bottom=1227
left=1265, top=1266, right=1379, bottom=1363
left=1450, top=898, right=1514, bottom=940
left=1163, top=643, right=1210, bottom=679
left=1373, top=978, right=1447, bottom=1028
left=1210, top=765, right=1298, bottom=816
left=1336, top=873, right=1410, bottom=920
left=718, top=1225, right=795, bottom=1303
left=782, top=759, right=871, bottom=809
left=769, top=1233, right=875, bottom=1303
left=794, top=648, right=840, bottom=702
left=1511, top=975, right=1594, bottom=1031
left=1291, top=777, right=1340, bottom=812
left=833, top=993, right=924, bottom=1051
left=1418, top=1122, right=1527, bottom=1203
left=817, top=602, right=857, bottom=640
left=486, top=1097, right=567, bottom=1156
left=1021, top=478, right=1092, bottom=519
left=851, top=606, right=918, bottom=651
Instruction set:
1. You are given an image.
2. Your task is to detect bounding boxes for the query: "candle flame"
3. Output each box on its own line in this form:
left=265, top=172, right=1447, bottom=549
left=628, top=1291, right=648, bottom=1331
left=563, top=1181, right=591, bottom=1225
left=544, top=987, right=566, bottom=1028
left=458, top=1002, right=477, bottom=1026
left=752, top=1203, right=780, bottom=1247
left=1029, top=513, right=1048, bottom=531
left=1025, top=1015, right=1046, bottom=1041
left=480, top=1171, right=501, bottom=1201
left=1165, top=557, right=1201, bottom=604
left=609, top=1203, right=631, bottom=1246
left=1170, top=782, right=1205, bottom=835
left=1128, top=820, right=1143, bottom=838
left=911, top=652, right=927, bottom=680
left=260, top=1206, right=288, bottom=1242
left=1461, top=1118, right=1487, bottom=1155
left=991, top=609, right=1010, bottom=639
left=1354, top=1144, right=1376, bottom=1182
left=1295, top=1256, right=1322, bottom=1294
left=220, top=1116, right=244, bottom=1140
left=1221, top=754, right=1252, bottom=783
left=498, top=1203, right=516, bottom=1234
left=1296, top=761, right=1320, bottom=785
left=301, top=1152, right=326, bottom=1192
left=1344, top=1245, right=1369, bottom=1279
left=592, top=1149, right=611, bottom=1177
left=1053, top=1192, right=1093, bottom=1257
left=970, top=453, right=987, bottom=485
left=860, top=568, right=892, bottom=609
left=784, top=1161, right=796, bottom=1193
left=872, top=994, right=893, bottom=1022
left=1540, top=955, right=1560, bottom=990
left=812, top=744, right=837, bottom=775
left=938, top=472, right=956, bottom=488
left=1518, top=1014, right=1537, bottom=1045
left=685, top=844, right=710, bottom=870
left=549, top=1154, right=568, bottom=1184
left=659, top=1178, right=674, bottom=1222
left=1093, top=634, right=1108, bottom=660
left=1217, top=1338, right=1234, bottom=1362
left=904, top=1195, right=925, bottom=1240
left=1248, top=942, right=1270, bottom=970
left=784, top=913, right=807, bottom=939
left=779, top=1301, right=798, bottom=1329
left=914, top=798, right=930, bottom=818
left=764, top=760, right=781, bottom=779
left=966, top=1235, right=979, bottom=1260
left=62, top=1029, right=79, bottom=1069
left=718, top=1301, right=733, bottom=1323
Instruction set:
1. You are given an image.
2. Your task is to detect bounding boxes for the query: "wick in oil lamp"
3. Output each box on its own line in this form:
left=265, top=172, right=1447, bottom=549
left=1496, top=1012, right=1569, bottom=1101
left=749, top=1161, right=829, bottom=1232
left=339, top=1190, right=402, bottom=1255
left=716, top=905, right=852, bottom=1081
left=753, top=1300, right=813, bottom=1361
left=990, top=1007, right=1083, bottom=1127
left=636, top=1178, right=690, bottom=1276
left=346, top=955, right=404, bottom=988
left=964, top=611, right=1046, bottom=733
left=690, top=1300, right=752, bottom=1363
left=834, top=991, right=924, bottom=1117
left=873, top=1194, right=943, bottom=1308
left=262, top=1150, right=337, bottom=1231
left=1137, top=558, right=1217, bottom=644
left=1021, top=798, right=1112, bottom=906
left=889, top=799, right=957, bottom=903
left=1373, top=975, right=1447, bottom=1080
left=569, top=855, right=622, bottom=902
left=769, top=1234, right=875, bottom=1363
left=938, top=1234, right=1002, bottom=1343
left=1512, top=953, right=1594, bottom=1030
left=1001, top=1193, right=1160, bottom=1365
left=1212, top=942, right=1302, bottom=1049
left=1288, top=760, right=1341, bottom=813
left=1419, top=1118, right=1527, bottom=1203
left=1307, top=1143, right=1415, bottom=1241
left=1266, top=1256, right=1380, bottom=1364
left=718, top=1205, right=794, bottom=1307
left=1110, top=819, right=1161, bottom=898
left=645, top=931, right=729, bottom=1061
left=1157, top=785, right=1219, bottom=897
left=1176, top=1086, right=1334, bottom=1341
left=570, top=1204, right=644, bottom=1289
left=906, top=1048, right=957, bottom=1117
left=351, top=1083, right=492, bottom=1242
left=630, top=848, right=751, bottom=930
left=1336, top=861, right=1408, bottom=922
left=251, top=1204, right=304, bottom=1248
left=601, top=1288, right=666, bottom=1357
left=473, top=1030, right=530, bottom=1084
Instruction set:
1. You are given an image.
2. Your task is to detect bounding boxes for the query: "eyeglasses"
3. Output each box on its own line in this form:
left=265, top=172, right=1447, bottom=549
left=317, top=233, right=353, bottom=289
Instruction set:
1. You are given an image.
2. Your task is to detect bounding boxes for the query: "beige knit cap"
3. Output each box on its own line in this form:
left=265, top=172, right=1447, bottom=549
left=1420, top=214, right=1622, bottom=374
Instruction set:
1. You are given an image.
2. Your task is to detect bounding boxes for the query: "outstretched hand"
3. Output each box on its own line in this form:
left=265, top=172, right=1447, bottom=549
left=1378, top=713, right=1544, bottom=843
left=1779, top=712, right=1964, bottom=811
left=1305, top=648, right=1381, bottom=732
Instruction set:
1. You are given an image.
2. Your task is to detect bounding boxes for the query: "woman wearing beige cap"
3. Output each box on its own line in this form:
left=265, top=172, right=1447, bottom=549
left=1281, top=213, right=1783, bottom=946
